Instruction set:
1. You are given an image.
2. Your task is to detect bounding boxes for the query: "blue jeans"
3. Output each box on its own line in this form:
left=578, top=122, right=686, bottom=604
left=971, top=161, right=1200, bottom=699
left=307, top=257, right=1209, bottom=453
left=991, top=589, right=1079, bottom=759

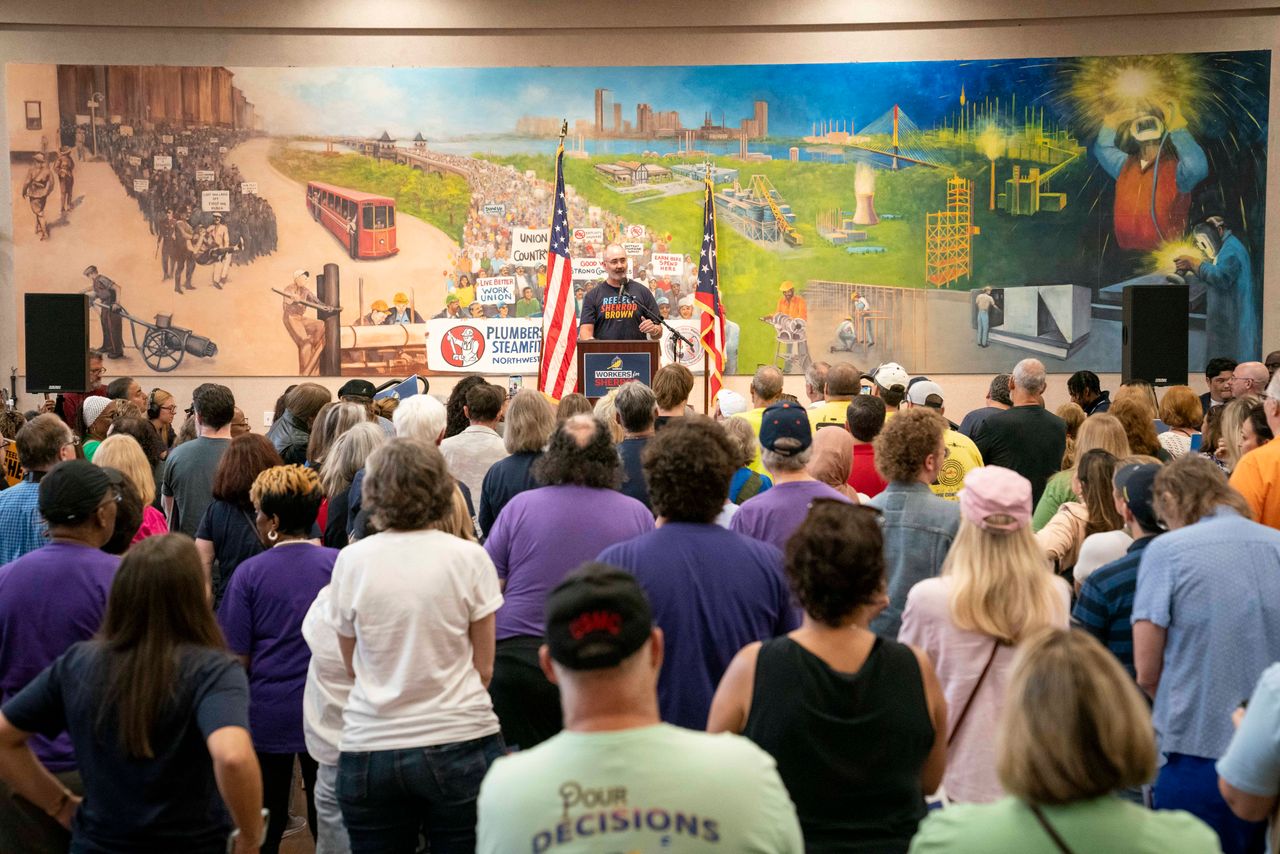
left=1153, top=753, right=1265, bottom=854
left=977, top=312, right=990, bottom=347
left=337, top=733, right=506, bottom=854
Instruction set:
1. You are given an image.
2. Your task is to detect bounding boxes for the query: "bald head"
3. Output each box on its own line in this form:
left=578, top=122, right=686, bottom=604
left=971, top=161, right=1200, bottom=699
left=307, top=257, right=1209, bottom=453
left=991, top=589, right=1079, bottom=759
left=1011, top=358, right=1047, bottom=396
left=1232, top=361, right=1270, bottom=399
left=750, top=366, right=784, bottom=407
left=825, top=362, right=861, bottom=399
left=563, top=414, right=601, bottom=448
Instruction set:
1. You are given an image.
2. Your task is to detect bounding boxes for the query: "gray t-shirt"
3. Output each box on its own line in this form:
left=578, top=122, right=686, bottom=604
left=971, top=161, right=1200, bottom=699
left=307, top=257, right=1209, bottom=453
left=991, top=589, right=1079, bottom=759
left=161, top=437, right=230, bottom=537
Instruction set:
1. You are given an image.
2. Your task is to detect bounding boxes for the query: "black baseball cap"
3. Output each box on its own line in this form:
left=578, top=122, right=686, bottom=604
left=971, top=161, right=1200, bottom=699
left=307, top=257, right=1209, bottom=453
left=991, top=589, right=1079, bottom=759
left=545, top=563, right=653, bottom=671
left=338, top=379, right=377, bottom=400
left=1114, top=463, right=1163, bottom=532
left=39, top=460, right=122, bottom=525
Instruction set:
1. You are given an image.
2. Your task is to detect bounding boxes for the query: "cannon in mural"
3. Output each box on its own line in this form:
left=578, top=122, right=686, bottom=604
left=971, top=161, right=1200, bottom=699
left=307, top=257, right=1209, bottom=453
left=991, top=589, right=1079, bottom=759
left=92, top=300, right=218, bottom=372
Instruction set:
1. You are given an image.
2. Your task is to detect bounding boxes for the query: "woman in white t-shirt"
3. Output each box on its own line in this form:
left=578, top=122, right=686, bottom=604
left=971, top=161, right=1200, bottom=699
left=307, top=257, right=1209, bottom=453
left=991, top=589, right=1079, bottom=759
left=899, top=466, right=1070, bottom=804
left=323, top=437, right=505, bottom=853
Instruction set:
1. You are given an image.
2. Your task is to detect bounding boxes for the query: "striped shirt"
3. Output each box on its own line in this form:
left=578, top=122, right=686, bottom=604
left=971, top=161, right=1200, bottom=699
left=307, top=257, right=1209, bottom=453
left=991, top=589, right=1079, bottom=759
left=1071, top=535, right=1157, bottom=678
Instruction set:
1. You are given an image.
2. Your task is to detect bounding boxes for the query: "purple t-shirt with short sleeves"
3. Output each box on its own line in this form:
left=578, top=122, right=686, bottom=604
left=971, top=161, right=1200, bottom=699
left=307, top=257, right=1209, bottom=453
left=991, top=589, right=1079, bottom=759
left=485, top=484, right=654, bottom=640
left=0, top=542, right=119, bottom=770
left=729, top=479, right=853, bottom=551
left=598, top=523, right=799, bottom=729
left=217, top=542, right=337, bottom=753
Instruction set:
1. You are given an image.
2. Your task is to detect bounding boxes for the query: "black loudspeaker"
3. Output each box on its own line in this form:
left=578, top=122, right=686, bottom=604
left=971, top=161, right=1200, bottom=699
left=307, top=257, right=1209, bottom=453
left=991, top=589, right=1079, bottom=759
left=25, top=294, right=91, bottom=393
left=1122, top=284, right=1189, bottom=386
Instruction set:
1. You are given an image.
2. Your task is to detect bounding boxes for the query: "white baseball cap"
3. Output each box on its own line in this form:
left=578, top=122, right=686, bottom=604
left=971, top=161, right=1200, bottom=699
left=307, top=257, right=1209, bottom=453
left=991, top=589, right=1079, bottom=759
left=907, top=380, right=945, bottom=407
left=872, top=362, right=910, bottom=390
left=716, top=389, right=749, bottom=417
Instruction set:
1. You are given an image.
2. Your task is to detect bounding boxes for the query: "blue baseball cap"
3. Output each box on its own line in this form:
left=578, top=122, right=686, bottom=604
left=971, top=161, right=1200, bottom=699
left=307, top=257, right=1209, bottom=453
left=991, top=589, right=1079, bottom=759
left=759, top=401, right=812, bottom=456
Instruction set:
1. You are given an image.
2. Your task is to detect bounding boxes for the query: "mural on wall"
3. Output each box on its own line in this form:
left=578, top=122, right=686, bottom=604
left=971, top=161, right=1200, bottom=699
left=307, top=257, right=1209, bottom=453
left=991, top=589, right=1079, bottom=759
left=5, top=52, right=1269, bottom=380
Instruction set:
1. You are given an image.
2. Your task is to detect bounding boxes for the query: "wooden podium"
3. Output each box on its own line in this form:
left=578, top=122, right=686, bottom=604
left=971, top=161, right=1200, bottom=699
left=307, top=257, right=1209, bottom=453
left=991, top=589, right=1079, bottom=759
left=576, top=339, right=661, bottom=403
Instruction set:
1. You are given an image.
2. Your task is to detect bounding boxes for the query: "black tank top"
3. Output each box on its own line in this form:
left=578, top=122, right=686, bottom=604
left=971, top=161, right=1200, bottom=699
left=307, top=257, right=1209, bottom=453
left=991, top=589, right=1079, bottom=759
left=742, top=636, right=934, bottom=853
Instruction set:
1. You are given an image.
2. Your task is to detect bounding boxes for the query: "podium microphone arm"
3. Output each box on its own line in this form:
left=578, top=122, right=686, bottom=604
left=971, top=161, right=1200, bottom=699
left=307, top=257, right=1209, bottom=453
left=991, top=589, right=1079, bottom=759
left=638, top=304, right=697, bottom=350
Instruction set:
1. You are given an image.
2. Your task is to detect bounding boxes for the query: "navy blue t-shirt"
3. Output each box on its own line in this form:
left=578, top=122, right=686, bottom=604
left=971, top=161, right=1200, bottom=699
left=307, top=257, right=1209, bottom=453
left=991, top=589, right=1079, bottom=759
left=579, top=279, right=660, bottom=341
left=3, top=642, right=250, bottom=854
left=195, top=499, right=265, bottom=604
left=598, top=523, right=798, bottom=728
left=616, top=437, right=652, bottom=511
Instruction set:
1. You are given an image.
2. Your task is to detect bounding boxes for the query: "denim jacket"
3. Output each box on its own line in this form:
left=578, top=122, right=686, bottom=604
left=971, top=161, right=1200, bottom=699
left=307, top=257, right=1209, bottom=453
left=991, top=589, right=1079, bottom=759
left=867, top=481, right=961, bottom=639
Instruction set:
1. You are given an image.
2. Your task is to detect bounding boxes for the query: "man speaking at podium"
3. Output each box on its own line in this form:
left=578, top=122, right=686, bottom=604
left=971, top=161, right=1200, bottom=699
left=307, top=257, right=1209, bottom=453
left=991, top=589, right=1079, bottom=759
left=578, top=243, right=664, bottom=341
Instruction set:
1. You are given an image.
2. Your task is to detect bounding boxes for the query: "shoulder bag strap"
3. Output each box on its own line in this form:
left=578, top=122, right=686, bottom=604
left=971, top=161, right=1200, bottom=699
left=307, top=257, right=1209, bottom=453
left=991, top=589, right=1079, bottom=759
left=947, top=638, right=1001, bottom=747
left=1027, top=803, right=1075, bottom=854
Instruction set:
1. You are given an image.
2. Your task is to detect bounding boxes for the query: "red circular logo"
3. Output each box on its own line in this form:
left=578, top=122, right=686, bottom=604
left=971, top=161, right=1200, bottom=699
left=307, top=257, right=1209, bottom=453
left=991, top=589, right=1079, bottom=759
left=441, top=324, right=485, bottom=368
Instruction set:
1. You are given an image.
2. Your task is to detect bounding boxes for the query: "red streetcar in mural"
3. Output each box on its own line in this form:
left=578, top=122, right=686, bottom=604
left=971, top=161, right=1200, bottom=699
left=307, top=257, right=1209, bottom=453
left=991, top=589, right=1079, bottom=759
left=306, top=181, right=398, bottom=259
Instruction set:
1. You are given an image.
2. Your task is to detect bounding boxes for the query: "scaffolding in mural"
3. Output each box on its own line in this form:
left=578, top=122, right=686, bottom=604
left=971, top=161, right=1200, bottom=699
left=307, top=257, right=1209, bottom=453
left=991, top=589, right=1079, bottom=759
left=925, top=175, right=978, bottom=287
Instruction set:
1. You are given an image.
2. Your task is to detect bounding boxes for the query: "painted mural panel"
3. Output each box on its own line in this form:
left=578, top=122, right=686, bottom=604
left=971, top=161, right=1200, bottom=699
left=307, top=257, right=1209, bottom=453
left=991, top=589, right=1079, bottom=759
left=6, top=53, right=1269, bottom=380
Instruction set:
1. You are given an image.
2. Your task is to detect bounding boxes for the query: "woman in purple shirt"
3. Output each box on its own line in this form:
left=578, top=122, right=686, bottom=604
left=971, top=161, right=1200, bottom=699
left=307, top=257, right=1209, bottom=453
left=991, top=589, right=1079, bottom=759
left=218, top=465, right=337, bottom=854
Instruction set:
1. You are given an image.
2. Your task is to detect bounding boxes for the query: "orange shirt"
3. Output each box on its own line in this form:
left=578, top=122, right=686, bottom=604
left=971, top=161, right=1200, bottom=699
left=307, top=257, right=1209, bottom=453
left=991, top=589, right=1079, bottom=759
left=1230, top=439, right=1280, bottom=529
left=776, top=294, right=808, bottom=320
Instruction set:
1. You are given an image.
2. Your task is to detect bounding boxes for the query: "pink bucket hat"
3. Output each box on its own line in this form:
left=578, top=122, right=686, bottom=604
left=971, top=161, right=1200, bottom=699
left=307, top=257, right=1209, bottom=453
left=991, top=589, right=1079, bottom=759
left=959, top=466, right=1032, bottom=532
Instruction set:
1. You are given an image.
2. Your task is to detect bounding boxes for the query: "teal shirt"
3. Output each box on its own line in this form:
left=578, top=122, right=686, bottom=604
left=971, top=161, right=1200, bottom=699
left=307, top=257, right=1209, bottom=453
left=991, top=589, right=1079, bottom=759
left=908, top=796, right=1221, bottom=854
left=477, top=724, right=803, bottom=853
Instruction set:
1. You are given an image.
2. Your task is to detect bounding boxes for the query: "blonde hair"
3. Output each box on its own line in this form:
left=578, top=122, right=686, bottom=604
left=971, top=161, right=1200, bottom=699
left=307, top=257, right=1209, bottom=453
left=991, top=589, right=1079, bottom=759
left=722, top=416, right=760, bottom=469
left=1217, top=398, right=1252, bottom=471
left=592, top=388, right=625, bottom=444
left=92, top=434, right=156, bottom=506
left=1113, top=382, right=1159, bottom=420
left=1074, top=414, right=1129, bottom=467
left=998, top=628, right=1156, bottom=804
left=431, top=485, right=478, bottom=541
left=943, top=520, right=1063, bottom=644
left=504, top=389, right=556, bottom=454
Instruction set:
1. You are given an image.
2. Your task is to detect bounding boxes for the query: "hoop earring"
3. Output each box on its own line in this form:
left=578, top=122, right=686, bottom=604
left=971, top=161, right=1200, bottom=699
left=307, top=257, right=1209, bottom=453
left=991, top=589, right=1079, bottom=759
left=267, top=529, right=278, bottom=542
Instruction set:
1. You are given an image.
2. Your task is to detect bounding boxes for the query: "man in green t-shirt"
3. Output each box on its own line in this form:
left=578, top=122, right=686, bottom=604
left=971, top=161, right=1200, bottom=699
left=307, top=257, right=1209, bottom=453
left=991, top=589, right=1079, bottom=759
left=476, top=565, right=802, bottom=854
left=515, top=286, right=542, bottom=317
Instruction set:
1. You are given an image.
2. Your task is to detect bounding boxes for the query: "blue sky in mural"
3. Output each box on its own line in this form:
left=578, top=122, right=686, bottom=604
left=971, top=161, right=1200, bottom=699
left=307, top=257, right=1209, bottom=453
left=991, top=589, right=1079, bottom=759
left=230, top=59, right=1082, bottom=138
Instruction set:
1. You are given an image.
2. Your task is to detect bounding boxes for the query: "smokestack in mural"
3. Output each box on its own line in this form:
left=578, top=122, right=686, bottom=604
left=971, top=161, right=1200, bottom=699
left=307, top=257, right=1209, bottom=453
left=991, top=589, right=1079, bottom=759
left=852, top=164, right=879, bottom=226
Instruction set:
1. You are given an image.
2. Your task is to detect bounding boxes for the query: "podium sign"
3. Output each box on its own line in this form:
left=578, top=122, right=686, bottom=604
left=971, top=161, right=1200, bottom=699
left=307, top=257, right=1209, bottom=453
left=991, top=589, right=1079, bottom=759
left=575, top=339, right=660, bottom=402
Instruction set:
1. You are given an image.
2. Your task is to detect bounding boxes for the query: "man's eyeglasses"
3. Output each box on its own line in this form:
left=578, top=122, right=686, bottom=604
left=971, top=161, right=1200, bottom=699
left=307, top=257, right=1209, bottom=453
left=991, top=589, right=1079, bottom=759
left=62, top=436, right=80, bottom=447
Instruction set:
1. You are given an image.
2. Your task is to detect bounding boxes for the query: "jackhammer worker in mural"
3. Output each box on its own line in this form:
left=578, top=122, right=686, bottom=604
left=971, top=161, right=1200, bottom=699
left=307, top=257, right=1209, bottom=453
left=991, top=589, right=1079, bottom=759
left=1176, top=216, right=1260, bottom=363
left=20, top=153, right=54, bottom=241
left=82, top=265, right=125, bottom=359
left=278, top=269, right=333, bottom=376
left=1093, top=101, right=1208, bottom=252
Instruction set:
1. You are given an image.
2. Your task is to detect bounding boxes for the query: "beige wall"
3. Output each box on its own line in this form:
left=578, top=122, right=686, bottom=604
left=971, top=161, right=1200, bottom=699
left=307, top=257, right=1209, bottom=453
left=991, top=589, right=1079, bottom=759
left=5, top=63, right=58, bottom=155
left=0, top=1, right=1274, bottom=420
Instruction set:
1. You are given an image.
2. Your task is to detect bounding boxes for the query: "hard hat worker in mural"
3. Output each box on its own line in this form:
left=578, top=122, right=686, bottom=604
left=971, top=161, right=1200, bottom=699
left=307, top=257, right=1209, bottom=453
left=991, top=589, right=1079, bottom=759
left=1176, top=216, right=1261, bottom=363
left=20, top=153, right=54, bottom=241
left=1093, top=99, right=1208, bottom=252
left=278, top=269, right=334, bottom=376
left=776, top=281, right=808, bottom=321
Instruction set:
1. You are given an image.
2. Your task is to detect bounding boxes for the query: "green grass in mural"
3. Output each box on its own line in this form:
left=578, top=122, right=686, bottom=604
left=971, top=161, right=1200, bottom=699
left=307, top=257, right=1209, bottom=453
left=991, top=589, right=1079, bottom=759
left=270, top=143, right=471, bottom=244
left=476, top=150, right=1099, bottom=369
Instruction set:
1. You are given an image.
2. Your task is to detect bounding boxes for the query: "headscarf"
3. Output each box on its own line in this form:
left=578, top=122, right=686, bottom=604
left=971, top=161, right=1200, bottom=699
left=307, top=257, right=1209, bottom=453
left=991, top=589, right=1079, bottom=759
left=806, top=426, right=858, bottom=500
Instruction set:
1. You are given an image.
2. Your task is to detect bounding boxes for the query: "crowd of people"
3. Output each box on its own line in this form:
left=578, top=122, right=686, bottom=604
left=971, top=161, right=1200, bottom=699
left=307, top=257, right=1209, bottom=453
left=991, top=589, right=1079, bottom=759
left=3, top=350, right=1280, bottom=853
left=97, top=123, right=279, bottom=276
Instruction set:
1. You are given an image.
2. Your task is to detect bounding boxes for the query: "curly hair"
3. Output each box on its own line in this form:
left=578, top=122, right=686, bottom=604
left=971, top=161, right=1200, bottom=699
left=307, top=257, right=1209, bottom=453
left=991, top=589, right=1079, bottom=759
left=445, top=375, right=487, bottom=439
left=873, top=407, right=947, bottom=483
left=0, top=409, right=26, bottom=441
left=533, top=415, right=620, bottom=489
left=1153, top=454, right=1251, bottom=529
left=721, top=416, right=759, bottom=468
left=363, top=438, right=456, bottom=531
left=785, top=501, right=884, bottom=627
left=250, top=464, right=324, bottom=536
left=108, top=416, right=165, bottom=467
left=643, top=416, right=736, bottom=523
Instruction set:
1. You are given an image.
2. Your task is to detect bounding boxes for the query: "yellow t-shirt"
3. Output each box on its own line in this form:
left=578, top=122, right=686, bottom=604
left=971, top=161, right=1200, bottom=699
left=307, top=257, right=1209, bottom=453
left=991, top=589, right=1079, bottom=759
left=455, top=284, right=476, bottom=307
left=741, top=406, right=768, bottom=476
left=932, top=429, right=983, bottom=501
left=1230, top=439, right=1280, bottom=529
left=808, top=398, right=855, bottom=432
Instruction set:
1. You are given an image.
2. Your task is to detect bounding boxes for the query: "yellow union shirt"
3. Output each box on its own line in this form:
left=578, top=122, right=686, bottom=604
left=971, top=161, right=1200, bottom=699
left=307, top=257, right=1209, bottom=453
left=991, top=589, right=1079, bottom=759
left=933, top=429, right=983, bottom=501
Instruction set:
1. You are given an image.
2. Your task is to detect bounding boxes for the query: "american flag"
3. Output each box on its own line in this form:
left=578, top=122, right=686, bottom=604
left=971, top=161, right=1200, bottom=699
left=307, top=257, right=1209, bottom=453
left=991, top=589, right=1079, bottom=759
left=695, top=170, right=726, bottom=402
left=538, top=136, right=578, bottom=400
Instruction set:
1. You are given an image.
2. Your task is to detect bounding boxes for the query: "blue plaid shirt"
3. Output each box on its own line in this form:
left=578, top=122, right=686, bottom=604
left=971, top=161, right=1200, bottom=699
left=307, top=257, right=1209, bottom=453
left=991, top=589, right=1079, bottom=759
left=1072, top=535, right=1157, bottom=678
left=0, top=481, right=47, bottom=566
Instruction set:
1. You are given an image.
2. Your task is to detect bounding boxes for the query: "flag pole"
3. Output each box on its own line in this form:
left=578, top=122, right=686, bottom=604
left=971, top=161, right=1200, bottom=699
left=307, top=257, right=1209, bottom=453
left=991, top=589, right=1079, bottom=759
left=703, top=160, right=712, bottom=416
